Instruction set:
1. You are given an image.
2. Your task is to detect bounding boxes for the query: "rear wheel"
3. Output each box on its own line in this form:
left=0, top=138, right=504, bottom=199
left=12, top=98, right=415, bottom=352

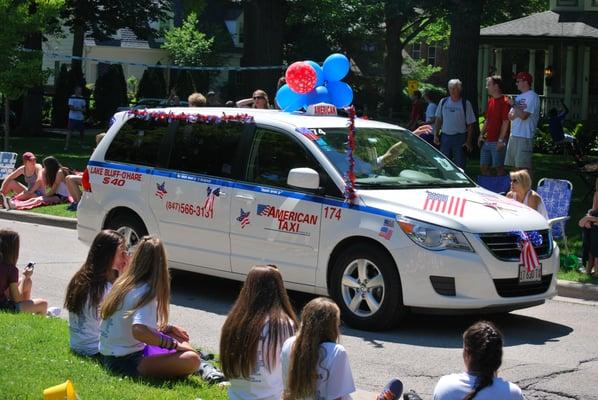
left=330, top=243, right=405, bottom=330
left=105, top=213, right=147, bottom=251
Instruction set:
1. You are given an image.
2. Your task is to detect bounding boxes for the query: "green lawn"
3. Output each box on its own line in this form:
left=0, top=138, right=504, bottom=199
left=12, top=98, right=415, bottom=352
left=0, top=313, right=228, bottom=400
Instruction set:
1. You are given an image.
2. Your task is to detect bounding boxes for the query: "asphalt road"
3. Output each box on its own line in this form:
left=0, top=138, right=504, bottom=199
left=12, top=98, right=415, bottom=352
left=4, top=219, right=598, bottom=399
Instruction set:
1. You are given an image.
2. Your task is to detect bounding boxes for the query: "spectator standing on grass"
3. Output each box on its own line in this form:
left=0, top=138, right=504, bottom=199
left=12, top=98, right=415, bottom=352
left=505, top=72, right=540, bottom=173
left=578, top=178, right=598, bottom=277
left=0, top=152, right=43, bottom=207
left=220, top=265, right=297, bottom=400
left=99, top=236, right=200, bottom=378
left=65, top=86, right=86, bottom=151
left=0, top=229, right=48, bottom=314
left=478, top=76, right=510, bottom=176
left=65, top=230, right=129, bottom=356
left=433, top=321, right=523, bottom=400
left=434, top=79, right=476, bottom=168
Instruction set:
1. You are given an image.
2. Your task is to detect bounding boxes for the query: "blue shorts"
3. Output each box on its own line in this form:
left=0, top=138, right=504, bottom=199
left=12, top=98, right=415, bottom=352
left=480, top=141, right=506, bottom=167
left=0, top=299, right=18, bottom=313
left=67, top=119, right=84, bottom=134
left=101, top=351, right=144, bottom=377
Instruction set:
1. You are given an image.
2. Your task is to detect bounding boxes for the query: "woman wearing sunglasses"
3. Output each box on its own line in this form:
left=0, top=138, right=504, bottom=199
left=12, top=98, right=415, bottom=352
left=237, top=89, right=270, bottom=109
left=506, top=169, right=548, bottom=219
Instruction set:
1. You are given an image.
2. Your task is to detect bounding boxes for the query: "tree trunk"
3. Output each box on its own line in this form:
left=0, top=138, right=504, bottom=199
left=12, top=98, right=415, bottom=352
left=71, top=21, right=85, bottom=84
left=241, top=0, right=287, bottom=100
left=17, top=32, right=43, bottom=136
left=4, top=98, right=10, bottom=151
left=383, top=3, right=404, bottom=115
left=447, top=0, right=482, bottom=116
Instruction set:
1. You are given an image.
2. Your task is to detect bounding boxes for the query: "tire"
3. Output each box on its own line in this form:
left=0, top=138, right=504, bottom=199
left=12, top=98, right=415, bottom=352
left=105, top=213, right=148, bottom=251
left=330, top=243, right=406, bottom=331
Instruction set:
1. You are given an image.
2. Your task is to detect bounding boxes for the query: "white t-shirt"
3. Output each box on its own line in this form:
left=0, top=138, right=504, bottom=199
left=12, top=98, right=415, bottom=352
left=229, top=321, right=294, bottom=400
left=68, top=96, right=86, bottom=120
left=510, top=90, right=540, bottom=139
left=433, top=372, right=523, bottom=400
left=99, top=283, right=157, bottom=357
left=281, top=336, right=355, bottom=400
left=425, top=102, right=438, bottom=123
left=69, top=283, right=112, bottom=356
left=435, top=97, right=476, bottom=135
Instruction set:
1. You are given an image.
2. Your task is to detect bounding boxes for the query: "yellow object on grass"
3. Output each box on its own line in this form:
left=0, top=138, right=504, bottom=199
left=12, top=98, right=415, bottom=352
left=43, top=379, right=77, bottom=400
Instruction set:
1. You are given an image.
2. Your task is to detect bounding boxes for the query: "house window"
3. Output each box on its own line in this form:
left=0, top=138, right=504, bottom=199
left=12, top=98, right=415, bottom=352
left=412, top=43, right=421, bottom=60
left=427, top=46, right=437, bottom=66
left=556, top=0, right=578, bottom=6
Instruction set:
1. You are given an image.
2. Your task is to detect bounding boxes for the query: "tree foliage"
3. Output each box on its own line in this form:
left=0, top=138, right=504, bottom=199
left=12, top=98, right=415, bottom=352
left=162, top=12, right=214, bottom=67
left=137, top=65, right=168, bottom=100
left=94, top=64, right=128, bottom=124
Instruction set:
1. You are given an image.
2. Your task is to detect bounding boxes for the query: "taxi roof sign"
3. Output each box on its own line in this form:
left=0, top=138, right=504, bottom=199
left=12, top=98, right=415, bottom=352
left=305, top=103, right=338, bottom=116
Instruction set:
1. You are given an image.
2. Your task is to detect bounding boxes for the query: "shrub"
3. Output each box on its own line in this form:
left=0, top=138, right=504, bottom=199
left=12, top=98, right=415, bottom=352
left=94, top=64, right=128, bottom=125
left=137, top=64, right=167, bottom=100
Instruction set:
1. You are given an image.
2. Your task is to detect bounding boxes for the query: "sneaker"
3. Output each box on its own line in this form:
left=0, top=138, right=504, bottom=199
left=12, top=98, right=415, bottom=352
left=196, top=361, right=225, bottom=384
left=403, top=390, right=423, bottom=400
left=377, top=378, right=403, bottom=400
left=46, top=307, right=62, bottom=317
left=0, top=194, right=6, bottom=209
left=66, top=202, right=78, bottom=211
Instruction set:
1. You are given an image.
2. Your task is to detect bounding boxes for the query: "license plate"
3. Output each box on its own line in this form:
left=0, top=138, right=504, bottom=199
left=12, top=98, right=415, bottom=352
left=518, top=263, right=542, bottom=284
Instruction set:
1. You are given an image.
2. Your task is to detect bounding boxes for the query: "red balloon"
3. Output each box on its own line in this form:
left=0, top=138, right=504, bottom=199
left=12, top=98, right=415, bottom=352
left=285, top=62, right=317, bottom=94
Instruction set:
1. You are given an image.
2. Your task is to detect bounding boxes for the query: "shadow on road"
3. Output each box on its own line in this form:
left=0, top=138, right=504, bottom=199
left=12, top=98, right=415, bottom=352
left=170, top=270, right=573, bottom=349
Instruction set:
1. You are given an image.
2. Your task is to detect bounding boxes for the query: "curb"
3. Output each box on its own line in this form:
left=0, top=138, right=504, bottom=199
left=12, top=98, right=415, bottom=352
left=1, top=210, right=597, bottom=302
left=0, top=209, right=76, bottom=230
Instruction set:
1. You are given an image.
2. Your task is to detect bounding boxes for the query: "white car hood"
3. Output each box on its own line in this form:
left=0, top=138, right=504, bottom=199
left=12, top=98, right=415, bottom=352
left=358, top=186, right=550, bottom=234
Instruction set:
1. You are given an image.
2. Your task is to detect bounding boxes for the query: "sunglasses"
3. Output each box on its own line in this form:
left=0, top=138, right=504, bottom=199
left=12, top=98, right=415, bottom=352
left=511, top=179, right=519, bottom=183
left=253, top=96, right=266, bottom=100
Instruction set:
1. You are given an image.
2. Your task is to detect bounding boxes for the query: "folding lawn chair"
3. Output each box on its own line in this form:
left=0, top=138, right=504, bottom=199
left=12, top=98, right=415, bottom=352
left=536, top=178, right=572, bottom=251
left=0, top=152, right=17, bottom=180
left=477, top=175, right=511, bottom=194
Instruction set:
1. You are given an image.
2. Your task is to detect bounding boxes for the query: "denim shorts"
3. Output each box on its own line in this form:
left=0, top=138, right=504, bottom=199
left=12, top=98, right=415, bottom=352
left=101, top=351, right=144, bottom=377
left=480, top=141, right=506, bottom=167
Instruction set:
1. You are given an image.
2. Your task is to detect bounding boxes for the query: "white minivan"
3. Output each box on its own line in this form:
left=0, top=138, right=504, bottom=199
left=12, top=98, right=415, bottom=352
left=77, top=107, right=558, bottom=330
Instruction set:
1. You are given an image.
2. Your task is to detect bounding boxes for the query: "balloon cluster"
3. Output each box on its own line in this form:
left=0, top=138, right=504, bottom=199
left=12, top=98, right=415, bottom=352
left=276, top=53, right=353, bottom=112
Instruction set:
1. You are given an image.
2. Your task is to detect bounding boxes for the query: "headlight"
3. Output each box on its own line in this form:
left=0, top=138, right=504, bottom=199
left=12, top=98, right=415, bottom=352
left=397, top=216, right=473, bottom=252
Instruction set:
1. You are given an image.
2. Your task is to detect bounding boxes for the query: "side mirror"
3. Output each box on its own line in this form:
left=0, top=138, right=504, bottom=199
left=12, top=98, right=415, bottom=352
left=287, top=167, right=320, bottom=190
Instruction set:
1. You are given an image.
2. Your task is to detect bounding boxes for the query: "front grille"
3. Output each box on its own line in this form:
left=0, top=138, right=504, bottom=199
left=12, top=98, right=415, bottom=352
left=493, top=274, right=553, bottom=297
left=479, top=229, right=552, bottom=261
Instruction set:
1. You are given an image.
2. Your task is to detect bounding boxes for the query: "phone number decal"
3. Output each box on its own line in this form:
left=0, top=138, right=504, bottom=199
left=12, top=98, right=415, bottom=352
left=165, top=201, right=214, bottom=218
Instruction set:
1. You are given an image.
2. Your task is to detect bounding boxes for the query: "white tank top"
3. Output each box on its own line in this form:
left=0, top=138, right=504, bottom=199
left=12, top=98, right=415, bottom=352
left=523, top=190, right=549, bottom=220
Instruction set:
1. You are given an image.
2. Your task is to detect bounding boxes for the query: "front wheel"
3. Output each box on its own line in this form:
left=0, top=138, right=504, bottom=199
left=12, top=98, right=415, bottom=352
left=330, top=243, right=405, bottom=330
left=105, top=213, right=147, bottom=251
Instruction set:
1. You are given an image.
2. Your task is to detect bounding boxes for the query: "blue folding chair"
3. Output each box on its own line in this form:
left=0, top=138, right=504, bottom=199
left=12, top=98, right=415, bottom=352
left=536, top=178, right=572, bottom=250
left=477, top=175, right=511, bottom=194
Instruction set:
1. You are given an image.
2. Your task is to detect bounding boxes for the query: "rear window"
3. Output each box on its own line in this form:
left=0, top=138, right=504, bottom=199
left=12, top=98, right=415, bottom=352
left=105, top=117, right=170, bottom=167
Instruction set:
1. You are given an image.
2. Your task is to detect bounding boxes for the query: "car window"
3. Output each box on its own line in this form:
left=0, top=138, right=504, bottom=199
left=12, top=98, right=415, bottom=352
left=246, top=128, right=319, bottom=189
left=168, top=121, right=243, bottom=178
left=105, top=117, right=170, bottom=167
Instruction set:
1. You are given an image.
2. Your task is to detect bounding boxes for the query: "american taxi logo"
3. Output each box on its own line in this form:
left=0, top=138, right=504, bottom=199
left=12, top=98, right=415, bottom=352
left=257, top=204, right=318, bottom=233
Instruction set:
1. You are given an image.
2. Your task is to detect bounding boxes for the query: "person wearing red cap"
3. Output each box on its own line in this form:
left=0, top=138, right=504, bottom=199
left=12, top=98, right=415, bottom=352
left=0, top=152, right=43, bottom=208
left=505, top=72, right=540, bottom=172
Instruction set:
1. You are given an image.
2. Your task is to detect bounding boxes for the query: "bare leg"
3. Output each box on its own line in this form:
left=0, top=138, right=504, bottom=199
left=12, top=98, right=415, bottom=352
left=65, top=130, right=72, bottom=150
left=17, top=299, right=48, bottom=315
left=1, top=180, right=26, bottom=196
left=19, top=276, right=32, bottom=301
left=495, top=165, right=505, bottom=176
left=65, top=175, right=82, bottom=202
left=137, top=344, right=200, bottom=378
left=480, top=164, right=491, bottom=176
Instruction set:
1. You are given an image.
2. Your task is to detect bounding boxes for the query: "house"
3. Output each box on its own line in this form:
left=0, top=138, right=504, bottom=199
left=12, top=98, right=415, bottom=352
left=479, top=0, right=598, bottom=124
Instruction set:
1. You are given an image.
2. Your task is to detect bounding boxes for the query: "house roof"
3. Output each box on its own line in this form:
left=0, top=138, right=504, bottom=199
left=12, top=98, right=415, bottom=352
left=85, top=28, right=162, bottom=49
left=480, top=10, right=598, bottom=39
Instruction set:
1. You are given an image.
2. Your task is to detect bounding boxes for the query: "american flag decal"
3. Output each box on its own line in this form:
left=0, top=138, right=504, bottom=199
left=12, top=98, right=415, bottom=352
left=296, top=127, right=319, bottom=141
left=423, top=191, right=467, bottom=218
left=203, top=186, right=220, bottom=215
left=378, top=226, right=393, bottom=240
left=155, top=182, right=167, bottom=199
left=237, top=208, right=250, bottom=228
left=383, top=219, right=394, bottom=228
left=257, top=204, right=273, bottom=216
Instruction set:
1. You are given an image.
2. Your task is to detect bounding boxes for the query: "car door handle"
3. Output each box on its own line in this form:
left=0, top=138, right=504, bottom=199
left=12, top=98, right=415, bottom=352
left=235, top=194, right=255, bottom=201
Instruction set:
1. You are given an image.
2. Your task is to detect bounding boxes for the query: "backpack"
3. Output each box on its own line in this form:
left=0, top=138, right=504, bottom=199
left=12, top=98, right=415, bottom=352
left=439, top=96, right=467, bottom=123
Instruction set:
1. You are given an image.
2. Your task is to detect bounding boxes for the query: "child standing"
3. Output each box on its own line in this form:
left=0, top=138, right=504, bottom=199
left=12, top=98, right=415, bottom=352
left=64, top=230, right=129, bottom=356
left=0, top=229, right=48, bottom=314
left=99, top=236, right=200, bottom=378
left=220, top=265, right=297, bottom=399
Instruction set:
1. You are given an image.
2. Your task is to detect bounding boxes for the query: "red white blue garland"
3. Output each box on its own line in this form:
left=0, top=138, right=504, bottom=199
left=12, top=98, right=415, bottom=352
left=127, top=109, right=254, bottom=124
left=511, top=230, right=543, bottom=272
left=344, top=106, right=357, bottom=203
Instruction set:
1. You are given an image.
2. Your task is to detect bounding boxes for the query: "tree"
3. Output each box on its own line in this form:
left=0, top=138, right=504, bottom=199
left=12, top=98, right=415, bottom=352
left=94, top=64, right=128, bottom=124
left=0, top=0, right=63, bottom=150
left=137, top=65, right=167, bottom=100
left=60, top=0, right=171, bottom=83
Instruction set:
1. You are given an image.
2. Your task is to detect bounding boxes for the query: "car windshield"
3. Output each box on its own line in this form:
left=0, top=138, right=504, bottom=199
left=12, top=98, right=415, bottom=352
left=310, top=127, right=474, bottom=189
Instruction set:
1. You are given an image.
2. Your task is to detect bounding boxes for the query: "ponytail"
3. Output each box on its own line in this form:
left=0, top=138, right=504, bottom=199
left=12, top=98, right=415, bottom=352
left=462, top=321, right=503, bottom=400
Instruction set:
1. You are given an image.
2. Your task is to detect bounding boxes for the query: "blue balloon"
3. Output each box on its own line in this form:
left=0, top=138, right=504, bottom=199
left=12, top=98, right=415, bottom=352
left=304, top=85, right=330, bottom=107
left=305, top=60, right=324, bottom=87
left=276, top=84, right=306, bottom=112
left=327, top=81, right=353, bottom=107
left=323, top=53, right=350, bottom=82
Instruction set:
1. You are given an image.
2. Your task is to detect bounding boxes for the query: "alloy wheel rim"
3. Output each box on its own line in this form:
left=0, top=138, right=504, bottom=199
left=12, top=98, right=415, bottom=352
left=340, top=258, right=385, bottom=317
left=116, top=226, right=141, bottom=251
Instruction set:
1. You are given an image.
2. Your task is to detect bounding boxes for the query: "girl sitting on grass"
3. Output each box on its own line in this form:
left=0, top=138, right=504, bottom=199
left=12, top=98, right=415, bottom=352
left=0, top=229, right=48, bottom=314
left=64, top=230, right=129, bottom=356
left=99, top=236, right=200, bottom=378
left=220, top=265, right=297, bottom=399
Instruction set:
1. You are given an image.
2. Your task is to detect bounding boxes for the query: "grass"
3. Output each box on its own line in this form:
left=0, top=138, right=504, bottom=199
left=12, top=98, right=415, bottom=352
left=0, top=312, right=228, bottom=400
left=557, top=269, right=598, bottom=284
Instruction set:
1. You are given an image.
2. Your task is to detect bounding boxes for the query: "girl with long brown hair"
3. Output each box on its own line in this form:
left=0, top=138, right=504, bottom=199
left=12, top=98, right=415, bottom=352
left=99, top=236, right=200, bottom=378
left=220, top=265, right=297, bottom=400
left=433, top=321, right=523, bottom=400
left=64, top=230, right=129, bottom=356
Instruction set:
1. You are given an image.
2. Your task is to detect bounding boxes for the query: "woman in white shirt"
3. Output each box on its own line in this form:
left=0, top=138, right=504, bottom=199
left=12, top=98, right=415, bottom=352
left=220, top=265, right=297, bottom=400
left=433, top=321, right=523, bottom=400
left=99, top=236, right=200, bottom=378
left=64, top=230, right=129, bottom=356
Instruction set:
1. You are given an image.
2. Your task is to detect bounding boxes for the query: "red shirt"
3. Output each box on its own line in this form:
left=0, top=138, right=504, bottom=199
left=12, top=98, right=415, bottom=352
left=0, top=262, right=18, bottom=302
left=485, top=96, right=510, bottom=142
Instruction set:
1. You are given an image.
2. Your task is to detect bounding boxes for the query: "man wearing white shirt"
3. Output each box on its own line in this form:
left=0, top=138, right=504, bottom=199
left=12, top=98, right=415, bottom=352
left=505, top=72, right=540, bottom=172
left=66, top=86, right=86, bottom=150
